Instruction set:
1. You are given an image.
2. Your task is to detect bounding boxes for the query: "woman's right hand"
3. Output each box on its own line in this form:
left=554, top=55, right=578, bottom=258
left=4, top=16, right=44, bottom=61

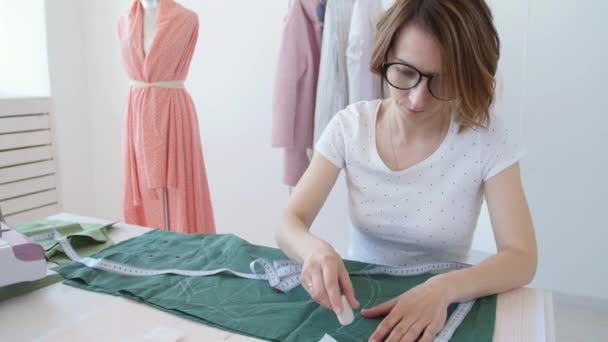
left=301, top=242, right=360, bottom=314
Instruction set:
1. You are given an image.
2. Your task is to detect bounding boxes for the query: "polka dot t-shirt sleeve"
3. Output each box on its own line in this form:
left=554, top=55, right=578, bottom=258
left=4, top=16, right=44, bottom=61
left=480, top=115, right=527, bottom=181
left=315, top=111, right=346, bottom=169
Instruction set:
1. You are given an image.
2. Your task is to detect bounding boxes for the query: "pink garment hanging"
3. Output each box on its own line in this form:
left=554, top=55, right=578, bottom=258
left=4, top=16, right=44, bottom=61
left=118, top=0, right=215, bottom=234
left=271, top=0, right=323, bottom=186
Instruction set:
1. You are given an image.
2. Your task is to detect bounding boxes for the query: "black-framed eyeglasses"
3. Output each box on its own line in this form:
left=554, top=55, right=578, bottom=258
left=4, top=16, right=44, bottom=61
left=382, top=62, right=455, bottom=101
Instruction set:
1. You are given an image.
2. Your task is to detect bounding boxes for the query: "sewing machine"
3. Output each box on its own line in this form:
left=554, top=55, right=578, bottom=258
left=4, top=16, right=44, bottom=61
left=0, top=207, right=47, bottom=287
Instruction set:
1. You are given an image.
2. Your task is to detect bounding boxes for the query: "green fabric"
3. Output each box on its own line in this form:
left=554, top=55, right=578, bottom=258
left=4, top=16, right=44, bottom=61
left=15, top=219, right=115, bottom=265
left=54, top=230, right=496, bottom=341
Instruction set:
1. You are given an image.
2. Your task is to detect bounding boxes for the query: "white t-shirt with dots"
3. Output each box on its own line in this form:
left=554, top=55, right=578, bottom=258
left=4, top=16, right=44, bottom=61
left=315, top=100, right=526, bottom=266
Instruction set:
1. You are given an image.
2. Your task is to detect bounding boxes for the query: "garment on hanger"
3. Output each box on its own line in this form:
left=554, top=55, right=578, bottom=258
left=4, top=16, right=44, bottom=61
left=346, top=0, right=394, bottom=104
left=118, top=0, right=215, bottom=234
left=316, top=0, right=326, bottom=30
left=313, top=0, right=356, bottom=144
left=272, top=0, right=324, bottom=186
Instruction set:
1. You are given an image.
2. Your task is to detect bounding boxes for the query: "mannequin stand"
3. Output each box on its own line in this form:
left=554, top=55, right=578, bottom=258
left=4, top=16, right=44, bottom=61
left=163, top=188, right=170, bottom=231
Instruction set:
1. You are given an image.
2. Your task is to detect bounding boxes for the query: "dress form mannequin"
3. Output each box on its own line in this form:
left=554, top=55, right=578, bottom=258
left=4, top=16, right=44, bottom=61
left=120, top=0, right=216, bottom=234
left=140, top=0, right=158, bottom=54
left=140, top=0, right=170, bottom=231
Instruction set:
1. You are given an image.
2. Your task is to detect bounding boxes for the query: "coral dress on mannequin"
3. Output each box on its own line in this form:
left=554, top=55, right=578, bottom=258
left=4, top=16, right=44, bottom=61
left=118, top=0, right=215, bottom=234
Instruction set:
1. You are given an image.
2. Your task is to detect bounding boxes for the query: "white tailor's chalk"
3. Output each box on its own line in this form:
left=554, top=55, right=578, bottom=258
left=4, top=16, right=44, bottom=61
left=318, top=333, right=338, bottom=342
left=336, top=295, right=354, bottom=326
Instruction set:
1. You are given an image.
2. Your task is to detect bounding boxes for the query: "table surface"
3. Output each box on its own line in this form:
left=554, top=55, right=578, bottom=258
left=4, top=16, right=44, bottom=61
left=0, top=213, right=556, bottom=341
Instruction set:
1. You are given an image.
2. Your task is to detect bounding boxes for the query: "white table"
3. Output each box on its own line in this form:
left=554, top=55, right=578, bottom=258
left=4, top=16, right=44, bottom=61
left=0, top=213, right=555, bottom=341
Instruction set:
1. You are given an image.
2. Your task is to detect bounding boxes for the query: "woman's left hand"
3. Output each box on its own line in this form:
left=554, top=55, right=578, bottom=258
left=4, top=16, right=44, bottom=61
left=361, top=276, right=450, bottom=342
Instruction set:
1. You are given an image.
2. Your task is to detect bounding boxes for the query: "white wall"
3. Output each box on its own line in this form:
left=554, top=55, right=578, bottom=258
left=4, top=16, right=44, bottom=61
left=471, top=0, right=608, bottom=299
left=42, top=0, right=608, bottom=300
left=45, top=0, right=97, bottom=216
left=520, top=0, right=608, bottom=298
left=0, top=0, right=50, bottom=97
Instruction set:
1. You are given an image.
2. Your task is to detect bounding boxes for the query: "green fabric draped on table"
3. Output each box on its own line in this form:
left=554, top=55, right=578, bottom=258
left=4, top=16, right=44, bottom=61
left=16, top=219, right=115, bottom=265
left=54, top=230, right=496, bottom=341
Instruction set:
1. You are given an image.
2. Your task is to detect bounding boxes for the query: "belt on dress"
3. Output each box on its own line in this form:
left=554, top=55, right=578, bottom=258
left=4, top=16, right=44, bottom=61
left=129, top=80, right=185, bottom=88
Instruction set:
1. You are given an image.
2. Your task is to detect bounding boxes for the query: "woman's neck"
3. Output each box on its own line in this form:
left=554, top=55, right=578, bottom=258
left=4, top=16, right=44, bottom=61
left=387, top=99, right=450, bottom=145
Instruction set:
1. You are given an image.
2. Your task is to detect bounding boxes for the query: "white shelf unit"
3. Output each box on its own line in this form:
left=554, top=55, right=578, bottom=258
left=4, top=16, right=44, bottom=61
left=0, top=97, right=62, bottom=224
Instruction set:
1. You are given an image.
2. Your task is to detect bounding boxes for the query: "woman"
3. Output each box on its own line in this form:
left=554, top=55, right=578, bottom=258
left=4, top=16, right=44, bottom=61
left=275, top=0, right=537, bottom=341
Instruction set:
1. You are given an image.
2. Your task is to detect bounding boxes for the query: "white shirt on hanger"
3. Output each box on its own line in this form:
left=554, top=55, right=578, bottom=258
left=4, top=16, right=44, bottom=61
left=313, top=0, right=356, bottom=144
left=346, top=0, right=394, bottom=104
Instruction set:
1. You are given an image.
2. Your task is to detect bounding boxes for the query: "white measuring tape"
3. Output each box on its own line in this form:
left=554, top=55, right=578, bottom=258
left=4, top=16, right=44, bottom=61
left=32, top=230, right=476, bottom=342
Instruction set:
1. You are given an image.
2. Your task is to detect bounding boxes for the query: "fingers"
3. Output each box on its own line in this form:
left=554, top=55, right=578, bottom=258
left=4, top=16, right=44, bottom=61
left=309, top=268, right=332, bottom=310
left=339, top=267, right=360, bottom=309
left=399, top=321, right=426, bottom=342
left=322, top=261, right=343, bottom=313
left=418, top=323, right=442, bottom=342
left=375, top=318, right=442, bottom=342
left=361, top=298, right=397, bottom=318
left=368, top=312, right=403, bottom=342
left=302, top=250, right=357, bottom=314
left=384, top=319, right=413, bottom=342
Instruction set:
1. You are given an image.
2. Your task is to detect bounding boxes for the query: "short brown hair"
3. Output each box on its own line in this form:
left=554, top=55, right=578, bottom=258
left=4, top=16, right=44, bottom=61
left=371, top=0, right=500, bottom=131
